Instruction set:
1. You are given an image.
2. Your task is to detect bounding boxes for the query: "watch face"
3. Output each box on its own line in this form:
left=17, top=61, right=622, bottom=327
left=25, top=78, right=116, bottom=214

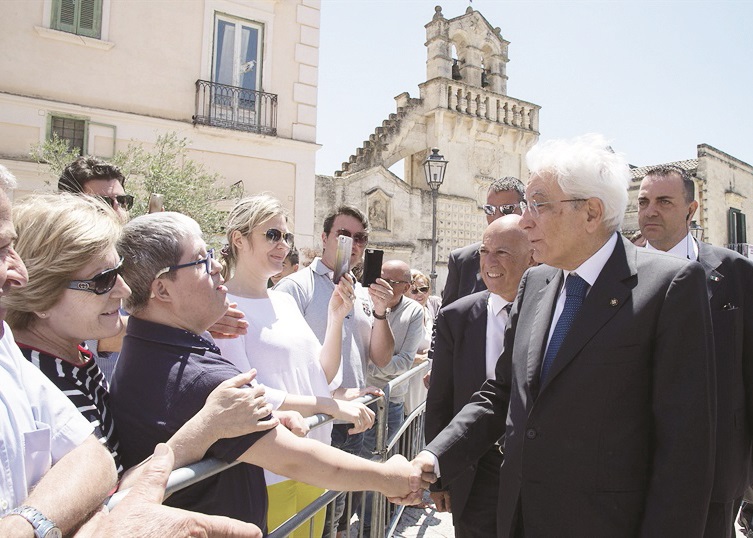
left=45, top=529, right=62, bottom=538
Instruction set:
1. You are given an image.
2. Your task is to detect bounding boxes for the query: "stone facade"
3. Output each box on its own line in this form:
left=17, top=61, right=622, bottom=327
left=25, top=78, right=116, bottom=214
left=0, top=0, right=321, bottom=247
left=317, top=6, right=540, bottom=292
left=626, top=144, right=753, bottom=251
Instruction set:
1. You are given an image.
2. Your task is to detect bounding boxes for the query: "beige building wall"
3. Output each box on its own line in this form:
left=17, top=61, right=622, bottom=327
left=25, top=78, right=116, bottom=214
left=0, top=0, right=321, bottom=245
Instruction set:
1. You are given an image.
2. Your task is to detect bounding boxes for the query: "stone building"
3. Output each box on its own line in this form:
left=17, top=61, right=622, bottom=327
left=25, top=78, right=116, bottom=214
left=316, top=6, right=541, bottom=292
left=0, top=0, right=321, bottom=246
left=626, top=144, right=753, bottom=254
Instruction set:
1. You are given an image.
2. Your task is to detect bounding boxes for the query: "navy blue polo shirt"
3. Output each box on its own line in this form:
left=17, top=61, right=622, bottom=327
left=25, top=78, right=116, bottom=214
left=110, top=316, right=271, bottom=530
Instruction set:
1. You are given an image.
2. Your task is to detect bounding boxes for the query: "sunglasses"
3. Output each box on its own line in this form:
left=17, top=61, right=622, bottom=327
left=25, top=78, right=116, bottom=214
left=483, top=203, right=520, bottom=216
left=68, top=258, right=124, bottom=295
left=410, top=286, right=430, bottom=294
left=264, top=228, right=294, bottom=247
left=335, top=228, right=369, bottom=246
left=100, top=195, right=134, bottom=211
left=155, top=249, right=215, bottom=279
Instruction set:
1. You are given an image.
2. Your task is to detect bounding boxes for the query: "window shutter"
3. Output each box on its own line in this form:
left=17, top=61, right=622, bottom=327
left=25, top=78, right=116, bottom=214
left=53, top=0, right=78, bottom=33
left=741, top=212, right=748, bottom=244
left=77, top=0, right=102, bottom=39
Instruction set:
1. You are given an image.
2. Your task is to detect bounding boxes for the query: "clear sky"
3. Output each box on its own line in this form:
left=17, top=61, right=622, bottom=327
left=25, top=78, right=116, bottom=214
left=316, top=0, right=753, bottom=176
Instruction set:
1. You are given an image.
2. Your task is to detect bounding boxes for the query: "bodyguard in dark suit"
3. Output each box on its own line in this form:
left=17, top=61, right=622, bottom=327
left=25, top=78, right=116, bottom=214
left=441, top=177, right=525, bottom=307
left=426, top=216, right=535, bottom=537
left=410, top=135, right=716, bottom=537
left=639, top=165, right=753, bottom=538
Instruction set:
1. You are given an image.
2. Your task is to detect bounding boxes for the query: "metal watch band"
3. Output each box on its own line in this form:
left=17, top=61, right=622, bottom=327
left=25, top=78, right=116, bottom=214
left=7, top=505, right=61, bottom=538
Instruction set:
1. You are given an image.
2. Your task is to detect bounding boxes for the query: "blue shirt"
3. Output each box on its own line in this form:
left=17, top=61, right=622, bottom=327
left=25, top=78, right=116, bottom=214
left=110, top=316, right=271, bottom=530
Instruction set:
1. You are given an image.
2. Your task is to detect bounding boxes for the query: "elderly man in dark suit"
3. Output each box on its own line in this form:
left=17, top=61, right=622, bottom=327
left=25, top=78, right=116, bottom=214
left=639, top=165, right=753, bottom=538
left=441, top=177, right=525, bottom=307
left=409, top=134, right=716, bottom=537
left=425, top=215, right=534, bottom=537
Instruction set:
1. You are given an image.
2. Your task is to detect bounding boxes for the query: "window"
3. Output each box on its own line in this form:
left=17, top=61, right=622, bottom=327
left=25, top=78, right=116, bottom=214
left=213, top=14, right=263, bottom=94
left=728, top=207, right=747, bottom=245
left=52, top=0, right=102, bottom=39
left=50, top=115, right=87, bottom=155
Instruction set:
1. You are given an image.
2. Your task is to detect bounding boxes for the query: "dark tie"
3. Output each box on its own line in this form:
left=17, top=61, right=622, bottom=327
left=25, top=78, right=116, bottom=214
left=540, top=274, right=588, bottom=383
left=503, top=303, right=512, bottom=315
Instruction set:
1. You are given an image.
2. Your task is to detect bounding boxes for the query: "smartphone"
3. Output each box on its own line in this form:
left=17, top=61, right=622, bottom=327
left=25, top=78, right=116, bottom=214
left=148, top=193, right=165, bottom=213
left=332, top=235, right=353, bottom=284
left=361, top=248, right=384, bottom=287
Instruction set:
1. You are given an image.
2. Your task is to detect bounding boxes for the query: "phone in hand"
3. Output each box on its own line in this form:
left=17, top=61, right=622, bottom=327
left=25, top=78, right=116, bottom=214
left=332, top=235, right=353, bottom=284
left=148, top=193, right=165, bottom=213
left=361, top=248, right=384, bottom=287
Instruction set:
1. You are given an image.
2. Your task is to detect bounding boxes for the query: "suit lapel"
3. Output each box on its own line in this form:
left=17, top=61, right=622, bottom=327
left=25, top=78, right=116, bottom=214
left=539, top=236, right=637, bottom=394
left=466, top=291, right=490, bottom=387
left=527, top=269, right=561, bottom=397
left=697, top=242, right=724, bottom=302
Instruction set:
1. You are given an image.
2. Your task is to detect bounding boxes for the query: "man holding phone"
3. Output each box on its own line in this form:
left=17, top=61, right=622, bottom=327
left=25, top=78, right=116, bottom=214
left=274, top=205, right=396, bottom=534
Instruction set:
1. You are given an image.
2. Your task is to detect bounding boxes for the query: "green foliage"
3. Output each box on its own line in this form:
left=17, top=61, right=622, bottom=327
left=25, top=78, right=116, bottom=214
left=31, top=132, right=232, bottom=239
left=29, top=133, right=81, bottom=184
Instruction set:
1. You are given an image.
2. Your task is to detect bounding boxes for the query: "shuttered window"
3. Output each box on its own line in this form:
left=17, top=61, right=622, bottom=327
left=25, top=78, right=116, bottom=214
left=52, top=0, right=102, bottom=39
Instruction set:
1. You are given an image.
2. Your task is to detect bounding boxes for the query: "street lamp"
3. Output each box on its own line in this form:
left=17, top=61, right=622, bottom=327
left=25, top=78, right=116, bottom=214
left=689, top=220, right=704, bottom=241
left=423, top=147, right=448, bottom=292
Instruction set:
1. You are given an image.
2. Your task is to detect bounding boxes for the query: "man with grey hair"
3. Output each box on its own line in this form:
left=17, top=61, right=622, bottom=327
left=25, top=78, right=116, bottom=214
left=410, top=134, right=715, bottom=537
left=442, top=177, right=525, bottom=307
left=110, top=212, right=435, bottom=533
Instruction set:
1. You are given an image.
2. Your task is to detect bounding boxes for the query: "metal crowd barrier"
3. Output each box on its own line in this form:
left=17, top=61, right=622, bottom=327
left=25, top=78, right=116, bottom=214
left=107, top=361, right=431, bottom=538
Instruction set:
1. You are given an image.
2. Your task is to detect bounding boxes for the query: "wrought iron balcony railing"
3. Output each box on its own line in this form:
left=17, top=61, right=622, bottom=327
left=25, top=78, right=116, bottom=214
left=726, top=243, right=753, bottom=258
left=193, top=79, right=277, bottom=136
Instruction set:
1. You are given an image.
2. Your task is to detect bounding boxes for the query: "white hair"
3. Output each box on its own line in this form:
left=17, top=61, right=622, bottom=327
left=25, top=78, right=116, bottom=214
left=526, top=134, right=630, bottom=233
left=0, top=165, right=18, bottom=192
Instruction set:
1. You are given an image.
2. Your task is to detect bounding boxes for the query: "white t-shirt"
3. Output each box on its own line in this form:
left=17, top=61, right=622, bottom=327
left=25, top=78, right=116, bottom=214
left=0, top=323, right=93, bottom=513
left=216, top=291, right=339, bottom=485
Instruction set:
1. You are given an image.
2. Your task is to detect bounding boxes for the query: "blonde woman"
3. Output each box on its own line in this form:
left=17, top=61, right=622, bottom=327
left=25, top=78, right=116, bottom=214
left=217, top=194, right=375, bottom=538
left=403, top=270, right=441, bottom=413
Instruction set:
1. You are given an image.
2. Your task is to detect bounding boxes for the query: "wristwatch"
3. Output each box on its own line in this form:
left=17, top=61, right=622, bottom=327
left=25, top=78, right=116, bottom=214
left=373, top=307, right=391, bottom=320
left=6, top=506, right=61, bottom=538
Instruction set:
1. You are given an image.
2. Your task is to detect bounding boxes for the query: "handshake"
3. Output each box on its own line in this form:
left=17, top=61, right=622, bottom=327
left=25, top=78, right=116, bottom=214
left=381, top=451, right=438, bottom=505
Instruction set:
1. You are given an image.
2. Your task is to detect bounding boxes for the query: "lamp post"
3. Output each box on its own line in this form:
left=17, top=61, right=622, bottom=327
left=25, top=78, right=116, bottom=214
left=423, top=148, right=448, bottom=292
left=689, top=220, right=704, bottom=242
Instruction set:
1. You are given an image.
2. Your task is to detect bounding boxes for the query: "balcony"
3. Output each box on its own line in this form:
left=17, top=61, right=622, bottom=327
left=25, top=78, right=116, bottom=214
left=193, top=80, right=277, bottom=136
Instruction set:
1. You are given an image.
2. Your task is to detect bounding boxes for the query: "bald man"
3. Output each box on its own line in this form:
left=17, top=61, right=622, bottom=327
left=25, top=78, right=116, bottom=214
left=425, top=216, right=535, bottom=537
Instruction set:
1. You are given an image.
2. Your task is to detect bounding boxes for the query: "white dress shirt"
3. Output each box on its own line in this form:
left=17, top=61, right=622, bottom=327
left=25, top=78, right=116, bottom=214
left=545, top=233, right=618, bottom=352
left=645, top=232, right=698, bottom=261
left=486, top=293, right=511, bottom=380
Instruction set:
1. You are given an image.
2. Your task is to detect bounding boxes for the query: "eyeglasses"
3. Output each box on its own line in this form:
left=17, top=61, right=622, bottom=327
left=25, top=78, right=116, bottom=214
left=385, top=279, right=410, bottom=286
left=263, top=228, right=294, bottom=247
left=68, top=258, right=124, bottom=295
left=335, top=228, right=369, bottom=246
left=519, top=198, right=587, bottom=218
left=155, top=249, right=215, bottom=279
left=410, top=286, right=429, bottom=294
left=483, top=203, right=521, bottom=216
left=100, top=195, right=134, bottom=211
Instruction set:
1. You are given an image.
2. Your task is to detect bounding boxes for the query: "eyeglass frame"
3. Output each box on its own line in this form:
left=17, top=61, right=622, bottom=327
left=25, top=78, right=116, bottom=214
left=409, top=286, right=430, bottom=294
left=68, top=257, right=124, bottom=295
left=483, top=203, right=521, bottom=217
left=520, top=198, right=587, bottom=218
left=334, top=228, right=369, bottom=246
left=100, top=194, right=134, bottom=211
left=385, top=278, right=410, bottom=287
left=263, top=228, right=295, bottom=248
left=155, top=249, right=215, bottom=279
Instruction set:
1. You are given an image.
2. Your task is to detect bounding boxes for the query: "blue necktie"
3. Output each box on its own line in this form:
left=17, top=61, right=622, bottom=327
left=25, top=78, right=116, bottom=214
left=540, top=274, right=588, bottom=383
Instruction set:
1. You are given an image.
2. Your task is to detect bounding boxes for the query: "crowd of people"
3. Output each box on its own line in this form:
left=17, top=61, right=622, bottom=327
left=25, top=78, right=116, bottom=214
left=2, top=130, right=752, bottom=538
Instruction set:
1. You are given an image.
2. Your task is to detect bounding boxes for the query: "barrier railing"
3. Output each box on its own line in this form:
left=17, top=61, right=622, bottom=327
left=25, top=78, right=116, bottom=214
left=107, top=362, right=431, bottom=538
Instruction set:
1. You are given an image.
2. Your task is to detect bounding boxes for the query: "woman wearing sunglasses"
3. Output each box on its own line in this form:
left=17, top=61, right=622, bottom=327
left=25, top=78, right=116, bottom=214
left=403, top=270, right=441, bottom=414
left=217, top=194, right=375, bottom=538
left=4, top=194, right=277, bottom=478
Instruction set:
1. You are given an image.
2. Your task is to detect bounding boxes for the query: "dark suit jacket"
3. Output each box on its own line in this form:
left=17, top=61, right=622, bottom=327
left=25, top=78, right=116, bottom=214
left=698, top=242, right=753, bottom=502
left=425, top=290, right=495, bottom=522
left=442, top=242, right=486, bottom=307
left=426, top=235, right=716, bottom=538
